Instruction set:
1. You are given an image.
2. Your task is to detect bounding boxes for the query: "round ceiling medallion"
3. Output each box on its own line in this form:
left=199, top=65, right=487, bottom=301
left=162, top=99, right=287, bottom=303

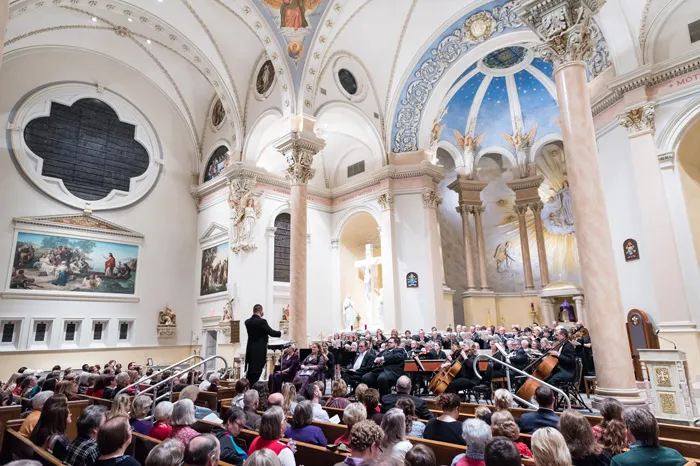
left=462, top=11, right=495, bottom=44
left=255, top=60, right=275, bottom=97
left=482, top=46, right=528, bottom=70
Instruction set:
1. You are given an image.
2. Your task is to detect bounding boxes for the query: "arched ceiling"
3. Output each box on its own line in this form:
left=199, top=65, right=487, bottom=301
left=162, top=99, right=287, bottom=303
left=2, top=0, right=620, bottom=174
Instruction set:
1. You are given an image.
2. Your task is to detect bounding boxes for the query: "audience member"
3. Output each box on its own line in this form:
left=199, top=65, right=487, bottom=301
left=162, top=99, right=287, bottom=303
left=333, top=420, right=383, bottom=466
left=493, top=389, right=514, bottom=412
left=531, top=427, right=571, bottom=466
left=363, top=388, right=384, bottom=425
left=94, top=416, right=139, bottom=466
left=207, top=374, right=221, bottom=393
left=284, top=400, right=327, bottom=447
left=253, top=381, right=270, bottom=411
left=214, top=407, right=249, bottom=465
left=64, top=405, right=107, bottom=466
left=326, top=379, right=350, bottom=409
left=354, top=383, right=368, bottom=403
left=474, top=406, right=492, bottom=426
left=379, top=408, right=413, bottom=461
left=91, top=376, right=109, bottom=398
left=129, top=395, right=154, bottom=435
left=404, top=444, right=437, bottom=466
left=423, top=393, right=465, bottom=446
left=268, top=392, right=284, bottom=408
left=169, top=399, right=200, bottom=448
left=145, top=438, right=183, bottom=466
left=30, top=394, right=71, bottom=461
left=184, top=434, right=220, bottom=466
left=519, top=386, right=559, bottom=434
left=180, top=385, right=216, bottom=419
left=233, top=379, right=250, bottom=408
left=396, top=397, right=425, bottom=438
left=300, top=383, right=330, bottom=422
left=241, top=389, right=262, bottom=430
left=334, top=401, right=367, bottom=447
left=104, top=373, right=129, bottom=400
left=244, top=449, right=282, bottom=466
left=108, top=394, right=131, bottom=420
left=19, top=390, right=53, bottom=438
left=490, top=411, right=532, bottom=458
left=484, top=437, right=521, bottom=466
left=280, top=382, right=297, bottom=415
left=380, top=376, right=432, bottom=419
left=611, top=408, right=686, bottom=466
left=452, top=419, right=492, bottom=466
left=560, top=409, right=611, bottom=466
left=56, top=380, right=80, bottom=401
left=593, top=399, right=627, bottom=456
left=77, top=373, right=91, bottom=395
left=248, top=406, right=295, bottom=466
left=148, top=401, right=174, bottom=441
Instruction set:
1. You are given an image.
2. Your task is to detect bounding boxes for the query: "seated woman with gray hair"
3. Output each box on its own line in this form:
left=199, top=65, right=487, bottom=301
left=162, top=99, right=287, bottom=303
left=148, top=401, right=173, bottom=440
left=129, top=394, right=154, bottom=435
left=169, top=399, right=200, bottom=447
left=451, top=419, right=492, bottom=466
left=334, top=401, right=367, bottom=448
left=145, top=438, right=183, bottom=466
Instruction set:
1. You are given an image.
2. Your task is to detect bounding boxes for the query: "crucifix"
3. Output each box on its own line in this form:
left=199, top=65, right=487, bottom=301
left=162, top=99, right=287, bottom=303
left=354, top=244, right=382, bottom=325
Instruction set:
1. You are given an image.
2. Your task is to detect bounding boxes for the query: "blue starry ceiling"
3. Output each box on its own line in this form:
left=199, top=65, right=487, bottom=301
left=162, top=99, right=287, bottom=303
left=439, top=49, right=561, bottom=155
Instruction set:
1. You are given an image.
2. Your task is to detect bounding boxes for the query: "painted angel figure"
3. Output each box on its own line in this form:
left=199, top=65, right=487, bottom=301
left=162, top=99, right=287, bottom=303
left=453, top=130, right=485, bottom=178
left=228, top=186, right=242, bottom=246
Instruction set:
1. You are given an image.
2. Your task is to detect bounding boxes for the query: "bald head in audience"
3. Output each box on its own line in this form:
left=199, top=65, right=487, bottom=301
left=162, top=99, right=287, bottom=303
left=184, top=434, right=220, bottom=466
left=268, top=392, right=284, bottom=407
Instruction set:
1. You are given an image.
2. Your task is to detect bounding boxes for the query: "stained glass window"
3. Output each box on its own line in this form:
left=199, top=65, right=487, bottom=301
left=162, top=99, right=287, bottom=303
left=273, top=213, right=291, bottom=283
left=203, top=146, right=230, bottom=182
left=482, top=46, right=527, bottom=70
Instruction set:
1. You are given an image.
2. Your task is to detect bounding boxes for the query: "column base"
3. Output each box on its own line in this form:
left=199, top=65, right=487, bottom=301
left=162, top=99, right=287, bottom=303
left=657, top=321, right=700, bottom=384
left=592, top=387, right=647, bottom=409
left=462, top=292, right=497, bottom=327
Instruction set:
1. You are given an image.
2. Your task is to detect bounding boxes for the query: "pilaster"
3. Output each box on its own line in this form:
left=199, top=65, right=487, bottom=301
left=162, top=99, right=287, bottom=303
left=378, top=192, right=400, bottom=330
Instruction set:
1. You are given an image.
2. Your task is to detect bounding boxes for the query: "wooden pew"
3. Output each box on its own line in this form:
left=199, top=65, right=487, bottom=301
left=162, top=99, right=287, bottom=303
left=0, top=427, right=63, bottom=466
left=238, top=428, right=349, bottom=464
left=217, top=387, right=237, bottom=401
left=66, top=400, right=90, bottom=441
left=77, top=393, right=114, bottom=409
left=0, top=405, right=22, bottom=426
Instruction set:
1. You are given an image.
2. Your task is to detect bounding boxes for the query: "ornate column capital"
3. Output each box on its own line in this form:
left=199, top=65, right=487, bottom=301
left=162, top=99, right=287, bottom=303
left=515, top=0, right=601, bottom=71
left=471, top=205, right=485, bottom=217
left=331, top=239, right=339, bottom=249
left=514, top=204, right=530, bottom=217
left=457, top=203, right=471, bottom=216
left=657, top=151, right=675, bottom=170
left=274, top=131, right=325, bottom=185
left=377, top=193, right=394, bottom=211
left=529, top=201, right=545, bottom=213
left=618, top=103, right=655, bottom=136
left=422, top=189, right=442, bottom=209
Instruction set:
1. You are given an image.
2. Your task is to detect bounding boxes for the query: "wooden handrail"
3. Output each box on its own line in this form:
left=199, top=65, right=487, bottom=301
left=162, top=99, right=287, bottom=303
left=1, top=427, right=63, bottom=466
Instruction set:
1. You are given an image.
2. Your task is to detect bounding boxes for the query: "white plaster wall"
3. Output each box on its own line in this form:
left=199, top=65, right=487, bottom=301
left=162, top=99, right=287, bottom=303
left=0, top=49, right=199, bottom=350
left=394, top=193, right=438, bottom=331
left=596, top=126, right=660, bottom=322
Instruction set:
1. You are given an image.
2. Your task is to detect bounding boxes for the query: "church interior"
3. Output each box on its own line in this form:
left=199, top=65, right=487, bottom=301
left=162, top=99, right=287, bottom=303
left=3, top=0, right=700, bottom=435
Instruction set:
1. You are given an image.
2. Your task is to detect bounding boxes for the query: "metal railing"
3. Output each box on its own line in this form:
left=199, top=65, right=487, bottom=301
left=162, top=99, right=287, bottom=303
left=137, top=355, right=229, bottom=414
left=117, top=355, right=205, bottom=397
left=473, top=353, right=571, bottom=410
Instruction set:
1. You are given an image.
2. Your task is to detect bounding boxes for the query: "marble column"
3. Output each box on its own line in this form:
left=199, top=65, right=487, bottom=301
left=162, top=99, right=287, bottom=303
left=514, top=204, right=535, bottom=290
left=541, top=298, right=555, bottom=326
left=458, top=203, right=477, bottom=291
left=573, top=295, right=586, bottom=326
left=378, top=193, right=400, bottom=330
left=530, top=202, right=550, bottom=286
left=275, top=131, right=324, bottom=346
left=472, top=206, right=490, bottom=291
left=516, top=1, right=641, bottom=403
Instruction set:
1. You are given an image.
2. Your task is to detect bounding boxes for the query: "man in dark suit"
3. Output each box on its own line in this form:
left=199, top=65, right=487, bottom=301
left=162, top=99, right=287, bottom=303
left=343, top=339, right=376, bottom=389
left=519, top=385, right=560, bottom=434
left=380, top=376, right=433, bottom=420
left=546, top=327, right=577, bottom=386
left=361, top=336, right=405, bottom=397
left=244, top=304, right=281, bottom=385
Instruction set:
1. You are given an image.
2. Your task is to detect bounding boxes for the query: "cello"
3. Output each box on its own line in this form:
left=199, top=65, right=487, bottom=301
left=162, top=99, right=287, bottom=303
left=515, top=326, right=584, bottom=401
left=428, top=357, right=462, bottom=395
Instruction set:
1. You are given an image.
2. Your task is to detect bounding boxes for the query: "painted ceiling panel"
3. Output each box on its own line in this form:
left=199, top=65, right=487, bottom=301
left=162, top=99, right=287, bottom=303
left=515, top=69, right=560, bottom=140
left=474, top=76, right=512, bottom=148
left=441, top=73, right=485, bottom=150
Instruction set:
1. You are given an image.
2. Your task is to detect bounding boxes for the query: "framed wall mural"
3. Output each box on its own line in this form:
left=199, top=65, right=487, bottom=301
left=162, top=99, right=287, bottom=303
left=3, top=213, right=143, bottom=302
left=200, top=242, right=229, bottom=296
left=624, top=238, right=640, bottom=261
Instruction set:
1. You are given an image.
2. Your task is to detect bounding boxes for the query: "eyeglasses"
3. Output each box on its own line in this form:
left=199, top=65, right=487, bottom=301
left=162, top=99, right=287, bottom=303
left=235, top=421, right=246, bottom=429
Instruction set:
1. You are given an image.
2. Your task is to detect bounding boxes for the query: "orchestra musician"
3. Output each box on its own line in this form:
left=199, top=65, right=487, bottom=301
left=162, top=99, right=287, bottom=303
left=361, top=336, right=405, bottom=397
left=270, top=343, right=299, bottom=393
left=424, top=341, right=447, bottom=360
left=441, top=341, right=480, bottom=394
left=343, top=339, right=376, bottom=388
left=545, top=327, right=577, bottom=385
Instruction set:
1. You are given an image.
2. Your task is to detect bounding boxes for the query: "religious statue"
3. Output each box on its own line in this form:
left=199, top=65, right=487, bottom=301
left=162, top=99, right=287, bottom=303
left=281, top=304, right=290, bottom=322
left=228, top=180, right=263, bottom=253
left=343, top=294, right=356, bottom=330
left=221, top=299, right=233, bottom=322
left=354, top=244, right=381, bottom=325
left=542, top=180, right=575, bottom=235
left=157, top=306, right=177, bottom=339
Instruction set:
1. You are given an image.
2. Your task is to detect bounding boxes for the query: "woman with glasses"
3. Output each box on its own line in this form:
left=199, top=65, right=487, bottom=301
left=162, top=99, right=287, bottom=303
left=214, top=407, right=249, bottom=465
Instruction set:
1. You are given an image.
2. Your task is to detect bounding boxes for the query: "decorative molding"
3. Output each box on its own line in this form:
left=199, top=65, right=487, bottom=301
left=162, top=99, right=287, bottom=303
left=13, top=212, right=144, bottom=241
left=377, top=193, right=394, bottom=211
left=618, top=102, right=655, bottom=136
left=529, top=201, right=544, bottom=212
left=514, top=203, right=530, bottom=216
left=422, top=189, right=442, bottom=209
left=199, top=222, right=229, bottom=245
left=657, top=151, right=675, bottom=170
left=274, top=132, right=326, bottom=186
left=1, top=290, right=140, bottom=303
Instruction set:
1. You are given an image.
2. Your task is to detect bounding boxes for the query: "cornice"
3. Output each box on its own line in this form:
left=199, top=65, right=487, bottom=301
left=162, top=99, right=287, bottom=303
left=592, top=50, right=700, bottom=116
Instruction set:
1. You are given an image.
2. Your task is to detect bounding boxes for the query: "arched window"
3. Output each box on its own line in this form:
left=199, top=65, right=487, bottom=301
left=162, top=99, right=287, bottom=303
left=273, top=213, right=291, bottom=283
left=203, top=145, right=230, bottom=182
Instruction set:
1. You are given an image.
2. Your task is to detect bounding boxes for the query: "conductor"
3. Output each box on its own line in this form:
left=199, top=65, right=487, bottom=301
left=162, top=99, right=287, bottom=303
left=244, top=304, right=281, bottom=385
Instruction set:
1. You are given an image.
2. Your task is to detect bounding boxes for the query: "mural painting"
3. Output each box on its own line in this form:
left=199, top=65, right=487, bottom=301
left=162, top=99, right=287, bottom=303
left=10, top=232, right=138, bottom=294
left=201, top=242, right=229, bottom=296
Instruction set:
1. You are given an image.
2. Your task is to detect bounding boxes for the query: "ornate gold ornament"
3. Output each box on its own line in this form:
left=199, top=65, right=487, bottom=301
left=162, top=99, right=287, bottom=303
left=658, top=392, right=678, bottom=414
left=462, top=11, right=496, bottom=44
left=422, top=190, right=442, bottom=209
left=377, top=193, right=394, bottom=211
left=618, top=103, right=655, bottom=135
left=655, top=366, right=672, bottom=388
